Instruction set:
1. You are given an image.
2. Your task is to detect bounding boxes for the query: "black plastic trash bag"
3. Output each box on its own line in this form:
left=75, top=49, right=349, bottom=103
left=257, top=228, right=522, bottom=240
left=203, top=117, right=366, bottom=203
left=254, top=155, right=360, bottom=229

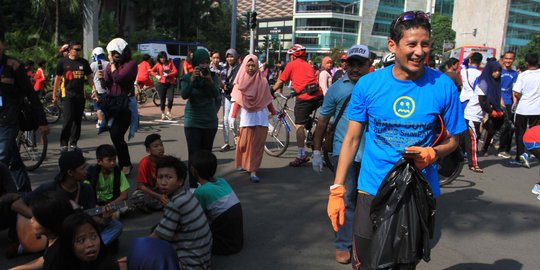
left=367, top=158, right=436, bottom=270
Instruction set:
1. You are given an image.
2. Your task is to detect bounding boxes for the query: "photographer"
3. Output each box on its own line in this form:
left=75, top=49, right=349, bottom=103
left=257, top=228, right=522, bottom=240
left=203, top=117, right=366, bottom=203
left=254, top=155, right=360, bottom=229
left=151, top=51, right=177, bottom=120
left=180, top=49, right=220, bottom=188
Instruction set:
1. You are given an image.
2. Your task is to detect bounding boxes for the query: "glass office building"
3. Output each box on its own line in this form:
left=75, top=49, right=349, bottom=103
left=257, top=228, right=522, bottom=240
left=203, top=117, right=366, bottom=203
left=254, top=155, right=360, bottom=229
left=294, top=0, right=361, bottom=52
left=505, top=0, right=540, bottom=53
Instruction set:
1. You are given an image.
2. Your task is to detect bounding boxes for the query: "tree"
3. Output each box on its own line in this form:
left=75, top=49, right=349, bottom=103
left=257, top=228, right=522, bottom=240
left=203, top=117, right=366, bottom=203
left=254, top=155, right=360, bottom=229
left=430, top=14, right=455, bottom=56
left=31, top=0, right=81, bottom=45
left=515, top=34, right=540, bottom=69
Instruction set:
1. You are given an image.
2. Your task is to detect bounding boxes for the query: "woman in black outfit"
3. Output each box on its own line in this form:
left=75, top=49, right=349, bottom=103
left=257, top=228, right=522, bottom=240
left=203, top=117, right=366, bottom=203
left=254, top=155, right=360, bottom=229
left=103, top=38, right=137, bottom=175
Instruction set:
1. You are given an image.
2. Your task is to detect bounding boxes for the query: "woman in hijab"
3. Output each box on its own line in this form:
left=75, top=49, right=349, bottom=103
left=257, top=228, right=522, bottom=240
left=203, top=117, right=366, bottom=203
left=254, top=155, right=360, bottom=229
left=103, top=38, right=138, bottom=175
left=463, top=61, right=503, bottom=173
left=221, top=48, right=241, bottom=152
left=180, top=48, right=220, bottom=188
left=477, top=61, right=505, bottom=156
left=318, top=56, right=333, bottom=95
left=229, top=54, right=276, bottom=183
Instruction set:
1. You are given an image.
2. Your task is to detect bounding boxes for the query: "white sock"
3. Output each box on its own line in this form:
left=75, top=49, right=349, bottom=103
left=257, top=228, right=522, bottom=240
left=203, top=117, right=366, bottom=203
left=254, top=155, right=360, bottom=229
left=298, top=147, right=305, bottom=158
left=250, top=172, right=257, bottom=177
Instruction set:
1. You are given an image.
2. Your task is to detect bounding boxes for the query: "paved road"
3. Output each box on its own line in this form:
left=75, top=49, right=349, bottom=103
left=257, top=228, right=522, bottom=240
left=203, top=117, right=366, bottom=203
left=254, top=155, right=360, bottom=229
left=1, top=97, right=540, bottom=269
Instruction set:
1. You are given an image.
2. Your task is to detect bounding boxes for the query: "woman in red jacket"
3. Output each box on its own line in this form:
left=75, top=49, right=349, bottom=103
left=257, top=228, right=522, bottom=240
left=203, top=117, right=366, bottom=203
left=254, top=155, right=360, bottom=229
left=151, top=51, right=178, bottom=120
left=33, top=60, right=47, bottom=95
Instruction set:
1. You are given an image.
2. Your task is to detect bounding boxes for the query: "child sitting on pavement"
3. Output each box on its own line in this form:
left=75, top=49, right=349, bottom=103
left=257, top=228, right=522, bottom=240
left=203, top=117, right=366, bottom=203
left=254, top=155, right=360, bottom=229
left=192, top=150, right=244, bottom=255
left=134, top=133, right=166, bottom=211
left=86, top=144, right=130, bottom=207
left=150, top=155, right=212, bottom=269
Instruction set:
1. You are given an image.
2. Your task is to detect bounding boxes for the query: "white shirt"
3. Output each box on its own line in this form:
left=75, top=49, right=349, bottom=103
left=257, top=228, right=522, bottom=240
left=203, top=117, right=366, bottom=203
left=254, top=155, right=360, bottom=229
left=239, top=107, right=269, bottom=127
left=459, top=67, right=481, bottom=103
left=90, top=60, right=110, bottom=94
left=515, top=69, right=540, bottom=115
left=463, top=84, right=486, bottom=122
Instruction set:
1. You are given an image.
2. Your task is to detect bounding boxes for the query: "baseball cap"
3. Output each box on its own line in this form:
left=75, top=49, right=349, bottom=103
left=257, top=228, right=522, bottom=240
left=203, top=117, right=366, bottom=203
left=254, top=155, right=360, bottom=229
left=58, top=150, right=86, bottom=173
left=347, top=44, right=370, bottom=61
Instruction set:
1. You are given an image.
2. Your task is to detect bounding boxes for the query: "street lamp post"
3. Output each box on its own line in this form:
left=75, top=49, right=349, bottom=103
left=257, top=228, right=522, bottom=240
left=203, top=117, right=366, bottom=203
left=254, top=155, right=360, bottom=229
left=335, top=1, right=359, bottom=47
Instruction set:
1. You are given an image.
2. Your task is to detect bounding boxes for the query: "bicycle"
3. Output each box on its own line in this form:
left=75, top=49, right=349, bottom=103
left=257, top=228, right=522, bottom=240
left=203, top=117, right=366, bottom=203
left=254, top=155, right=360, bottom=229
left=41, top=91, right=62, bottom=124
left=264, top=91, right=330, bottom=168
left=17, top=129, right=47, bottom=171
left=135, top=83, right=160, bottom=107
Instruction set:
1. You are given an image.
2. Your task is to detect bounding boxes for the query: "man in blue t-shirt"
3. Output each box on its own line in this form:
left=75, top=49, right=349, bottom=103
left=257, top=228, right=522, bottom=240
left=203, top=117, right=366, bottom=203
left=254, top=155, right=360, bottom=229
left=497, top=51, right=518, bottom=158
left=326, top=11, right=466, bottom=269
left=312, top=44, right=371, bottom=264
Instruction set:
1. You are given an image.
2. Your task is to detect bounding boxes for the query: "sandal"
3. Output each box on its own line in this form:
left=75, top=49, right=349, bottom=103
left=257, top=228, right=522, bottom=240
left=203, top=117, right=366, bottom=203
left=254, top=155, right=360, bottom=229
left=289, top=156, right=310, bottom=167
left=469, top=165, right=483, bottom=173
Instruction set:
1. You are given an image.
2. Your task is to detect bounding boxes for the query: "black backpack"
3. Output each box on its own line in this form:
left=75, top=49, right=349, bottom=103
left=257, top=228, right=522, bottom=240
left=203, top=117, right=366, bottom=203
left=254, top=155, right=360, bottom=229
left=86, top=164, right=121, bottom=203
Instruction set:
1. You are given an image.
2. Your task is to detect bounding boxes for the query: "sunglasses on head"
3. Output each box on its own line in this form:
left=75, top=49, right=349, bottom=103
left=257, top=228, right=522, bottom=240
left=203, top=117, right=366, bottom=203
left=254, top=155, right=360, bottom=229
left=393, top=11, right=430, bottom=30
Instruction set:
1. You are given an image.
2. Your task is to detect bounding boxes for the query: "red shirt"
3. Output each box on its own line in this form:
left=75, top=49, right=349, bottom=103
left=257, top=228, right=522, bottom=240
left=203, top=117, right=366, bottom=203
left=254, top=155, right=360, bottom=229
left=136, top=60, right=152, bottom=83
left=137, top=155, right=156, bottom=187
left=150, top=62, right=178, bottom=84
left=279, top=58, right=322, bottom=101
left=33, top=68, right=46, bottom=91
left=523, top=125, right=540, bottom=143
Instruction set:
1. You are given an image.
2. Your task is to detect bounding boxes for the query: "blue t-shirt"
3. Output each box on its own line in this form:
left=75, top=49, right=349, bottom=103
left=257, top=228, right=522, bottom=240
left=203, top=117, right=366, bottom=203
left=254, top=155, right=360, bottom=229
left=319, top=75, right=363, bottom=161
left=500, top=68, right=518, bottom=105
left=347, top=66, right=466, bottom=197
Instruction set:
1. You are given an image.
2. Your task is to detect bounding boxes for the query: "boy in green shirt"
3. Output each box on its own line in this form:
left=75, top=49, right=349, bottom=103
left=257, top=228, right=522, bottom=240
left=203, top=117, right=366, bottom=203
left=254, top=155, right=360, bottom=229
left=86, top=144, right=130, bottom=206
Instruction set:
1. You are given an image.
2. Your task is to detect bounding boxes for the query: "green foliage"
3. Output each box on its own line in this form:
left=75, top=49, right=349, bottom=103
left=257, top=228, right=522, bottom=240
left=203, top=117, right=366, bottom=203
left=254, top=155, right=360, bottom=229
left=197, top=5, right=249, bottom=55
left=515, top=34, right=540, bottom=68
left=329, top=46, right=346, bottom=65
left=5, top=40, right=60, bottom=80
left=430, top=14, right=455, bottom=56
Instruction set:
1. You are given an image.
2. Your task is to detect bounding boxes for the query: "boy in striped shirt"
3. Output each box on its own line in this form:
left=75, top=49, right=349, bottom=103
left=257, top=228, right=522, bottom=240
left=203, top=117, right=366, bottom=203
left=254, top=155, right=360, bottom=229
left=150, top=155, right=212, bottom=269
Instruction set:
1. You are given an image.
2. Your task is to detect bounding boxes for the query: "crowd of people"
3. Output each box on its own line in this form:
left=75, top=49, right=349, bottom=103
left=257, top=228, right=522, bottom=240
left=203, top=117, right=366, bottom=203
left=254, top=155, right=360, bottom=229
left=1, top=8, right=540, bottom=270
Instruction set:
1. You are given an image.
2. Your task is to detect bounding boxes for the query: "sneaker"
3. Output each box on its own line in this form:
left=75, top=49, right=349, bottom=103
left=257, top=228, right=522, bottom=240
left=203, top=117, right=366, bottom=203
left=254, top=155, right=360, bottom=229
left=69, top=145, right=79, bottom=151
left=220, top=144, right=231, bottom=152
left=335, top=250, right=351, bottom=264
left=497, top=151, right=511, bottom=159
left=249, top=175, right=260, bottom=183
left=96, top=121, right=102, bottom=129
left=161, top=113, right=166, bottom=120
left=509, top=159, right=523, bottom=166
left=60, top=146, right=68, bottom=153
left=165, top=112, right=173, bottom=120
left=520, top=153, right=530, bottom=168
left=532, top=184, right=540, bottom=195
left=289, top=156, right=310, bottom=167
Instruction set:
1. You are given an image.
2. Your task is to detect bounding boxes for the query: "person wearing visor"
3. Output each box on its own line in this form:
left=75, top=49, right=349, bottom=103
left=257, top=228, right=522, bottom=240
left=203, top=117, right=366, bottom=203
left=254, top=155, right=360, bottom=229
left=312, top=44, right=372, bottom=264
left=327, top=11, right=466, bottom=269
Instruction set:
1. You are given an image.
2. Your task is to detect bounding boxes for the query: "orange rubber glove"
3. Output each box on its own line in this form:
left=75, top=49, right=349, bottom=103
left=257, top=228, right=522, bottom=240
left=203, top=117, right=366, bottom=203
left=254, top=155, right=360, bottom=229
left=403, top=146, right=437, bottom=169
left=327, top=185, right=346, bottom=232
left=490, top=110, right=504, bottom=118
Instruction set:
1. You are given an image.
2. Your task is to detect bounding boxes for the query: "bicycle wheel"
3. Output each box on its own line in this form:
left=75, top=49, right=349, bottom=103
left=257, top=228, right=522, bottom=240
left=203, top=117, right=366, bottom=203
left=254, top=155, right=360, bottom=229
left=438, top=148, right=465, bottom=186
left=152, top=90, right=161, bottom=107
left=43, top=101, right=61, bottom=124
left=264, top=117, right=290, bottom=157
left=138, top=92, right=148, bottom=104
left=18, top=130, right=47, bottom=171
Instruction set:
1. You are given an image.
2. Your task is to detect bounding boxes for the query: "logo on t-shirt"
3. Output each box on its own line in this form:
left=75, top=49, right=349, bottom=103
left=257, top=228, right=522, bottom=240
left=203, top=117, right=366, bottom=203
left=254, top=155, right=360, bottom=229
left=393, top=96, right=415, bottom=118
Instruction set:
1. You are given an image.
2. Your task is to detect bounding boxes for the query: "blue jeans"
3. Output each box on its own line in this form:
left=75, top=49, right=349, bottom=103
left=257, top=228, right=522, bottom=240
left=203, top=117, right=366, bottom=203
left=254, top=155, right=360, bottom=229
left=101, top=219, right=123, bottom=245
left=0, top=126, right=31, bottom=192
left=222, top=96, right=237, bottom=144
left=331, top=156, right=358, bottom=251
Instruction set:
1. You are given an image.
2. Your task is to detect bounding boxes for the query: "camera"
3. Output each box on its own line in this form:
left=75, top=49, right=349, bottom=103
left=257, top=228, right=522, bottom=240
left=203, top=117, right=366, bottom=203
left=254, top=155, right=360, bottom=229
left=200, top=67, right=210, bottom=76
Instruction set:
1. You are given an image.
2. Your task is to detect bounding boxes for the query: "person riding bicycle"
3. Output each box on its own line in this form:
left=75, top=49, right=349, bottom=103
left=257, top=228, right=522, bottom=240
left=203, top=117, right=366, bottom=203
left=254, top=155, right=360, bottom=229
left=272, top=44, right=324, bottom=167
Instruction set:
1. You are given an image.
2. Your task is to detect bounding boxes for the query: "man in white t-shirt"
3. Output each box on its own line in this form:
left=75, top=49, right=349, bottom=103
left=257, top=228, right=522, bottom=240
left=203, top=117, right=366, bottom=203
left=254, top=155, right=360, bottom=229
left=512, top=53, right=540, bottom=168
left=90, top=47, right=110, bottom=129
left=459, top=52, right=483, bottom=109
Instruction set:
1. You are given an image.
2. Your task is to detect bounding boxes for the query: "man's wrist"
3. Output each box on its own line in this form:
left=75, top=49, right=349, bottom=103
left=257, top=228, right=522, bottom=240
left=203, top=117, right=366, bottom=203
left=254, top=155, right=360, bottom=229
left=330, top=184, right=343, bottom=190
